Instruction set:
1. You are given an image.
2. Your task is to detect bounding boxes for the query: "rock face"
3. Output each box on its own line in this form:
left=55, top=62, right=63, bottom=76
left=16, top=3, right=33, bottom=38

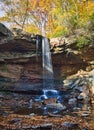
left=0, top=24, right=94, bottom=130
left=0, top=39, right=36, bottom=52
left=0, top=23, right=13, bottom=37
left=0, top=64, right=23, bottom=80
left=63, top=69, right=94, bottom=104
left=0, top=23, right=93, bottom=100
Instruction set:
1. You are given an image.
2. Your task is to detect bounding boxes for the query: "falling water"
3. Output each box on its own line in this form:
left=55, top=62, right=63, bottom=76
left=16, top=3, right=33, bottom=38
left=42, top=37, right=54, bottom=89
left=29, top=36, right=61, bottom=104
left=36, top=35, right=39, bottom=62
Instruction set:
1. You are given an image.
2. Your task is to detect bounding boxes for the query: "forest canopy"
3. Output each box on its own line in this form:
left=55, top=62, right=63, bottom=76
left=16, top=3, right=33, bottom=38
left=0, top=0, right=94, bottom=38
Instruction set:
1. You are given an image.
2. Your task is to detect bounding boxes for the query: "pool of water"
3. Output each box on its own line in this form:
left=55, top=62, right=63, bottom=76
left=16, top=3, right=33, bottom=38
left=0, top=88, right=92, bottom=118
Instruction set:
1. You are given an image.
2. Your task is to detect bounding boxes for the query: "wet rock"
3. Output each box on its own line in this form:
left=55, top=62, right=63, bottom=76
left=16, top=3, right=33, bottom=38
left=64, top=73, right=93, bottom=104
left=23, top=126, right=32, bottom=129
left=89, top=75, right=94, bottom=95
left=64, top=78, right=81, bottom=90
left=9, top=118, right=21, bottom=124
left=81, top=113, right=90, bottom=117
left=0, top=94, right=4, bottom=99
left=73, top=107, right=81, bottom=111
left=81, top=111, right=91, bottom=117
left=82, top=103, right=91, bottom=111
left=29, top=99, right=33, bottom=108
left=32, top=125, right=39, bottom=129
left=32, top=123, right=53, bottom=130
left=91, top=97, right=94, bottom=104
left=46, top=103, right=66, bottom=111
left=43, top=98, right=57, bottom=105
left=62, top=122, right=79, bottom=129
left=63, top=79, right=71, bottom=86
left=77, top=93, right=85, bottom=100
left=48, top=112, right=62, bottom=117
left=77, top=92, right=90, bottom=101
left=68, top=98, right=77, bottom=105
left=89, top=69, right=94, bottom=75
left=40, top=123, right=53, bottom=129
left=32, top=100, right=42, bottom=108
left=82, top=127, right=89, bottom=130
left=29, top=113, right=35, bottom=116
left=75, top=86, right=84, bottom=92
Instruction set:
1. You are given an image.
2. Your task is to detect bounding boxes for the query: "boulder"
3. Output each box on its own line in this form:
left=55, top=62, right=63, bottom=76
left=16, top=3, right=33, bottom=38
left=62, top=122, right=79, bottom=129
left=68, top=98, right=77, bottom=105
left=63, top=69, right=94, bottom=104
left=46, top=103, right=66, bottom=111
left=50, top=37, right=66, bottom=47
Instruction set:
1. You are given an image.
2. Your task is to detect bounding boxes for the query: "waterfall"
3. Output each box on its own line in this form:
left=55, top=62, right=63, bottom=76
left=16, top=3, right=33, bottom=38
left=34, top=36, right=61, bottom=101
left=36, top=35, right=39, bottom=62
left=42, top=37, right=54, bottom=89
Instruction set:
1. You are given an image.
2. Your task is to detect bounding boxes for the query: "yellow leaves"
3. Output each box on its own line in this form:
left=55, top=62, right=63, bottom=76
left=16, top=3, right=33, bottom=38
left=31, top=0, right=50, bottom=9
left=37, top=0, right=52, bottom=12
left=25, top=24, right=40, bottom=34
left=78, top=0, right=94, bottom=23
left=54, top=26, right=63, bottom=32
left=0, top=16, right=10, bottom=22
left=1, top=0, right=94, bottom=37
left=39, top=1, right=45, bottom=7
left=32, top=1, right=37, bottom=10
left=52, top=7, right=61, bottom=15
left=87, top=1, right=94, bottom=14
left=50, top=25, right=68, bottom=38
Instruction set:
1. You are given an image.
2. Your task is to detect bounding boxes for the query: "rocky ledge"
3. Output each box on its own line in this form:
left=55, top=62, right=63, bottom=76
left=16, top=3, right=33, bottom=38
left=0, top=23, right=94, bottom=99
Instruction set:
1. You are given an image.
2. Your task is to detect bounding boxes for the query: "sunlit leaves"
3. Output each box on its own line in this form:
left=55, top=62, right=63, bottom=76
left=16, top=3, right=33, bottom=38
left=0, top=0, right=94, bottom=37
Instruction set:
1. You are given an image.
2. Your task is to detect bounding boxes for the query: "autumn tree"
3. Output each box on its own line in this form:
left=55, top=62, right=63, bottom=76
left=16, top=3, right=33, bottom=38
left=0, top=0, right=94, bottom=37
left=0, top=0, right=30, bottom=29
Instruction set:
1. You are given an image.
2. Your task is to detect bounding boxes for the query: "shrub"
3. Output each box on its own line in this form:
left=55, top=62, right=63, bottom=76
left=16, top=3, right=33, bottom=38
left=89, top=12, right=94, bottom=31
left=51, top=26, right=69, bottom=38
left=76, top=36, right=89, bottom=49
left=67, top=15, right=79, bottom=33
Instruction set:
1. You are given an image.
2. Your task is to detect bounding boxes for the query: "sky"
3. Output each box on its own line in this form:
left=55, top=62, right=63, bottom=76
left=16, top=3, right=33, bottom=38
left=0, top=2, right=11, bottom=27
left=0, top=1, right=4, bottom=16
left=0, top=10, right=5, bottom=17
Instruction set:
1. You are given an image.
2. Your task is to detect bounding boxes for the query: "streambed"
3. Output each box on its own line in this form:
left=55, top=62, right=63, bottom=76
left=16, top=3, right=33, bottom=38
left=0, top=79, right=94, bottom=130
left=0, top=61, right=94, bottom=129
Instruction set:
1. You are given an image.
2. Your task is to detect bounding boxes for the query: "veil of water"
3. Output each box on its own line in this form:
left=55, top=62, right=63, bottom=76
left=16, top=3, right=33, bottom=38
left=34, top=36, right=60, bottom=101
left=36, top=35, right=39, bottom=62
left=42, top=37, right=54, bottom=90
